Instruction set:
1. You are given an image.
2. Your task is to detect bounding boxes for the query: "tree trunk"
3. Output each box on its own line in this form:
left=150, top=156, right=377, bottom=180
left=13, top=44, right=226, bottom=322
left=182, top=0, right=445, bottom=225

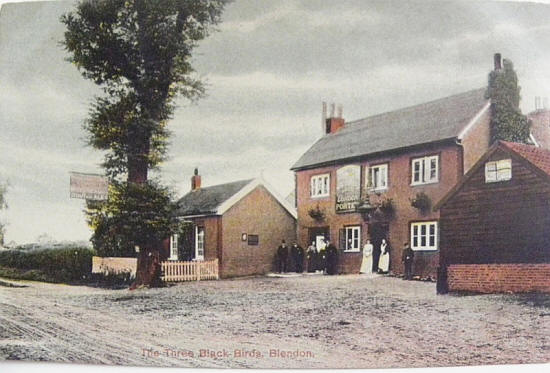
left=128, top=135, right=163, bottom=289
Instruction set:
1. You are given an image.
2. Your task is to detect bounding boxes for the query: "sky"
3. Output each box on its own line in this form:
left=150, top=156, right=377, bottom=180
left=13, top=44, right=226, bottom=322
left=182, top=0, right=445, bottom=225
left=2, top=0, right=550, bottom=244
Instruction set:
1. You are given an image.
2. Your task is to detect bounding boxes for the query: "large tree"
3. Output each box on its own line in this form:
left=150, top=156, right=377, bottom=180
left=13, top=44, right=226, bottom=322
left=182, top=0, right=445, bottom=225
left=486, top=57, right=532, bottom=144
left=62, top=0, right=227, bottom=287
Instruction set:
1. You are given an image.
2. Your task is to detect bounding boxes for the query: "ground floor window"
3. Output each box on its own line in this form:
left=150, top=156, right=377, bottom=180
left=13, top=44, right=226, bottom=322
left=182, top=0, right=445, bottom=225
left=411, top=221, right=438, bottom=251
left=344, top=226, right=361, bottom=252
left=195, top=226, right=205, bottom=260
left=169, top=234, right=179, bottom=260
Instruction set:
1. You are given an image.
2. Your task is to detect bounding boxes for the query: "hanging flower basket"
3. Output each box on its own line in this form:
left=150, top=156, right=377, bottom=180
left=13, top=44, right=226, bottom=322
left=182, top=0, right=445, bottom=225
left=410, top=192, right=431, bottom=213
left=308, top=205, right=325, bottom=222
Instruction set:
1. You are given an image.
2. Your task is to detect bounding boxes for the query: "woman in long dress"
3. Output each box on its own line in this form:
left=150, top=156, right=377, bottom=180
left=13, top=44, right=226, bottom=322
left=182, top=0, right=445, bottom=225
left=378, top=238, right=390, bottom=273
left=360, top=239, right=373, bottom=274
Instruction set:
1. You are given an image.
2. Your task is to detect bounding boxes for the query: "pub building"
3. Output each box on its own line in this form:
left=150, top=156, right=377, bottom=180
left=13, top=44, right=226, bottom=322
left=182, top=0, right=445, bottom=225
left=291, top=84, right=497, bottom=278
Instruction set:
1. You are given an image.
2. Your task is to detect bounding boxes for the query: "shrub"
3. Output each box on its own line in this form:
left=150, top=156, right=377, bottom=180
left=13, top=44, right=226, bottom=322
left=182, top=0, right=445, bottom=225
left=0, top=247, right=95, bottom=283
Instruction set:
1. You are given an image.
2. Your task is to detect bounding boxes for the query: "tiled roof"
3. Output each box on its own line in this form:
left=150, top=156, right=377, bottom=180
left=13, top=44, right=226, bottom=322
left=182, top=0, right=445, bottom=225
left=175, top=179, right=253, bottom=216
left=292, top=88, right=489, bottom=170
left=500, top=141, right=550, bottom=176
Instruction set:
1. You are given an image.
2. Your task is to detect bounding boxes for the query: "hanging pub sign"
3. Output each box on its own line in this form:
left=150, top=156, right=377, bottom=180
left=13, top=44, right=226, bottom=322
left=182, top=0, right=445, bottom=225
left=69, top=172, right=109, bottom=201
left=336, top=165, right=361, bottom=213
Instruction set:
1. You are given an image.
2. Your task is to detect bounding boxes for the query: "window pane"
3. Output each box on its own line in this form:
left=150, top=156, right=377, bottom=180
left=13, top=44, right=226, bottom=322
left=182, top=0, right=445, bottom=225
left=373, top=168, right=379, bottom=188
left=429, top=235, right=435, bottom=247
left=413, top=161, right=421, bottom=182
left=381, top=166, right=387, bottom=187
left=430, top=158, right=437, bottom=180
left=413, top=236, right=418, bottom=247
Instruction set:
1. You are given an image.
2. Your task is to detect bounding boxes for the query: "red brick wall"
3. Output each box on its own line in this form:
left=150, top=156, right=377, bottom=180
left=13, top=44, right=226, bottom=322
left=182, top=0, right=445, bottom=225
left=528, top=110, right=550, bottom=149
left=295, top=142, right=464, bottom=278
left=448, top=264, right=550, bottom=293
left=462, top=106, right=491, bottom=172
left=221, top=185, right=296, bottom=278
left=187, top=216, right=222, bottom=262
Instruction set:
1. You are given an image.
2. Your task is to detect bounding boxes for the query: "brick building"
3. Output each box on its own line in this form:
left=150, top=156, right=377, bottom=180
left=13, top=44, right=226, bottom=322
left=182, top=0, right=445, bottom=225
left=435, top=141, right=550, bottom=293
left=166, top=170, right=297, bottom=278
left=291, top=88, right=493, bottom=278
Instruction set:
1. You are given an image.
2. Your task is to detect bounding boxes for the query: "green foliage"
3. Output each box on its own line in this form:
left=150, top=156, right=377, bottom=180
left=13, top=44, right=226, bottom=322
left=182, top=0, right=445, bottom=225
left=61, top=1, right=227, bottom=264
left=85, top=180, right=179, bottom=257
left=486, top=59, right=532, bottom=144
left=61, top=0, right=227, bottom=178
left=0, top=247, right=95, bottom=283
left=410, top=192, right=431, bottom=212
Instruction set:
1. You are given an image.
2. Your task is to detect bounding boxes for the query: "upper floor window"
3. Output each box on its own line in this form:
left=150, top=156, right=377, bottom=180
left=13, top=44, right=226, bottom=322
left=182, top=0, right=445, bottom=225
left=411, top=155, right=439, bottom=185
left=485, top=159, right=511, bottom=183
left=310, top=173, right=330, bottom=197
left=367, top=164, right=388, bottom=191
left=411, top=221, right=438, bottom=251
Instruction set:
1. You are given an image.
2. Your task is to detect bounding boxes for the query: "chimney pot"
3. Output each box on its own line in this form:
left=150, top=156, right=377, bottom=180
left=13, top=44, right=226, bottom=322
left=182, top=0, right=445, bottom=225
left=191, top=168, right=201, bottom=190
left=494, top=53, right=502, bottom=71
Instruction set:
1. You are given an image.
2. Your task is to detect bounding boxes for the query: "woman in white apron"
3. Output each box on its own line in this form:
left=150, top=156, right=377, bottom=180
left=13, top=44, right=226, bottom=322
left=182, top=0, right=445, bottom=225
left=378, top=238, right=390, bottom=273
left=360, top=239, right=373, bottom=274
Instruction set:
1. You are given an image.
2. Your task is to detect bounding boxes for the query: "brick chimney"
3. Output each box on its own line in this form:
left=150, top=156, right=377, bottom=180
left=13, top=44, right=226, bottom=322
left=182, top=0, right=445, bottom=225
left=325, top=103, right=345, bottom=134
left=494, top=53, right=502, bottom=71
left=191, top=168, right=201, bottom=190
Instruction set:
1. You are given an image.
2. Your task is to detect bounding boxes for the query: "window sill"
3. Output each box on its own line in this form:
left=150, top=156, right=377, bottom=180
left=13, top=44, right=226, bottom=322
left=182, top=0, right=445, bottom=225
left=411, top=180, right=439, bottom=187
left=367, top=188, right=388, bottom=193
left=310, top=194, right=330, bottom=199
left=411, top=248, right=438, bottom=252
left=343, top=249, right=361, bottom=253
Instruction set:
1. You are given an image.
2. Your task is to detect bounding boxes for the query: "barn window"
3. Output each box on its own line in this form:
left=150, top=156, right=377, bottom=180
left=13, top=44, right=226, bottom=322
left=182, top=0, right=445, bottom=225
left=169, top=234, right=178, bottom=260
left=411, top=155, right=439, bottom=185
left=310, top=173, right=330, bottom=197
left=485, top=159, right=512, bottom=183
left=411, top=221, right=438, bottom=251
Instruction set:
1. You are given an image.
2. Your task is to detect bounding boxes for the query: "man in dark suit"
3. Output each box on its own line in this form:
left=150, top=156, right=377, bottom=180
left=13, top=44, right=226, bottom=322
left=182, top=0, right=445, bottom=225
left=402, top=242, right=414, bottom=280
left=325, top=239, right=338, bottom=275
left=292, top=242, right=305, bottom=273
left=277, top=240, right=288, bottom=273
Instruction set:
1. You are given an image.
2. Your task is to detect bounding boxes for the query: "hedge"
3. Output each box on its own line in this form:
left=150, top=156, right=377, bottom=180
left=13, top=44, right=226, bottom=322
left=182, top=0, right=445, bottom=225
left=0, top=247, right=95, bottom=283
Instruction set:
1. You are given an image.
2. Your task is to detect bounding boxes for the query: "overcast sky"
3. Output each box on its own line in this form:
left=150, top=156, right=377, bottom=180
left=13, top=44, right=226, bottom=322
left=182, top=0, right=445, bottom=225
left=2, top=0, right=550, bottom=244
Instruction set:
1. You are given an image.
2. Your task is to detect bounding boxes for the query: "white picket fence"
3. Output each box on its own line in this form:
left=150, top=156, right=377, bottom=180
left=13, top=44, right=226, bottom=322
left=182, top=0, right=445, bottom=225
left=161, top=259, right=219, bottom=282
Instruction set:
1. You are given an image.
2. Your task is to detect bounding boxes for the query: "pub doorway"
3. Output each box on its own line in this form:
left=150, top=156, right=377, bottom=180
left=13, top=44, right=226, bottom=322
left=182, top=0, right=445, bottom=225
left=369, top=223, right=389, bottom=272
left=308, top=226, right=330, bottom=251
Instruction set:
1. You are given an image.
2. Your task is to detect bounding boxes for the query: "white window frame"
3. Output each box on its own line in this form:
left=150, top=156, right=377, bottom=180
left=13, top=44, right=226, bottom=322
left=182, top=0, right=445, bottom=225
left=344, top=226, right=361, bottom=252
left=411, top=155, right=439, bottom=185
left=367, top=163, right=388, bottom=191
left=195, top=226, right=204, bottom=261
left=485, top=159, right=512, bottom=183
left=310, top=173, right=330, bottom=198
left=410, top=221, right=438, bottom=251
left=169, top=234, right=179, bottom=261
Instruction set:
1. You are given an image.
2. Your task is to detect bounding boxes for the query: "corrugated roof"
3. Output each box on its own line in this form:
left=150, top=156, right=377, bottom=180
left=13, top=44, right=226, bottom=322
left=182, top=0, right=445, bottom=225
left=501, top=141, right=550, bottom=176
left=292, top=88, right=489, bottom=170
left=175, top=179, right=253, bottom=216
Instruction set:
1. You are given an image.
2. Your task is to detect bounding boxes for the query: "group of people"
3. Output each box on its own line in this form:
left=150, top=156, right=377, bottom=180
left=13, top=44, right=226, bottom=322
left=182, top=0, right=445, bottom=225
left=360, top=239, right=415, bottom=280
left=276, top=239, right=339, bottom=275
left=276, top=238, right=415, bottom=280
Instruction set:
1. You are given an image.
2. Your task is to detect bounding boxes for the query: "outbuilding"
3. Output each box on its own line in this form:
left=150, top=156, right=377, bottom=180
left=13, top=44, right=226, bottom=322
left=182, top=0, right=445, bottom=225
left=166, top=170, right=297, bottom=278
left=435, top=141, right=550, bottom=293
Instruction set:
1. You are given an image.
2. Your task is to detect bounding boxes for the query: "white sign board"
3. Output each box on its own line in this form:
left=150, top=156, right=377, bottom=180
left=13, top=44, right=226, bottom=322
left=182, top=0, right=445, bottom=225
left=70, top=172, right=108, bottom=201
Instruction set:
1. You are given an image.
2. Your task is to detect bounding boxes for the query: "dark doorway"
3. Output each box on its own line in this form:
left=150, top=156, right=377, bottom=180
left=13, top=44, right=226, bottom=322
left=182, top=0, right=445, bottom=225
left=369, top=223, right=389, bottom=272
left=308, top=227, right=330, bottom=250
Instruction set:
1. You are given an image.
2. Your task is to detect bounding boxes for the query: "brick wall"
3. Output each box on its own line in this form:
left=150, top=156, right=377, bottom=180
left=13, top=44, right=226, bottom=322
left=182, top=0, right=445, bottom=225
left=295, top=142, right=465, bottom=278
left=447, top=264, right=550, bottom=293
left=221, top=185, right=296, bottom=278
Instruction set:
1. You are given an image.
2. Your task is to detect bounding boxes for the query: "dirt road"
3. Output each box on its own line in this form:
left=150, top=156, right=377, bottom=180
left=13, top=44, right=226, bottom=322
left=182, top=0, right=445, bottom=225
left=0, top=274, right=548, bottom=368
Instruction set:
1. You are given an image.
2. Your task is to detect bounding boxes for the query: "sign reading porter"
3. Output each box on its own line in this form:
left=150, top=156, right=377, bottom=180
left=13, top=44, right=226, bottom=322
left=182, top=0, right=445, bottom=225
left=336, top=165, right=361, bottom=213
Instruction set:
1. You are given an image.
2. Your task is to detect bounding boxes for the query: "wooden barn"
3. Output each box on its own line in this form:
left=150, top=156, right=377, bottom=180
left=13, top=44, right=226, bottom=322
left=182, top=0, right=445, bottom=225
left=435, top=141, right=550, bottom=294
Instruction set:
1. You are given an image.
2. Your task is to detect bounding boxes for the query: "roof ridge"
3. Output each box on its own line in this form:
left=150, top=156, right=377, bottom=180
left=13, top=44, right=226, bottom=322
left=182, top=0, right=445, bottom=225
left=191, top=178, right=254, bottom=191
left=346, top=87, right=487, bottom=127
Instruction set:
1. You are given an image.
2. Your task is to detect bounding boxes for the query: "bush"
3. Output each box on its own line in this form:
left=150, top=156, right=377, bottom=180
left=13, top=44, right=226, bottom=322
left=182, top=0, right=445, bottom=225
left=0, top=247, right=95, bottom=283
